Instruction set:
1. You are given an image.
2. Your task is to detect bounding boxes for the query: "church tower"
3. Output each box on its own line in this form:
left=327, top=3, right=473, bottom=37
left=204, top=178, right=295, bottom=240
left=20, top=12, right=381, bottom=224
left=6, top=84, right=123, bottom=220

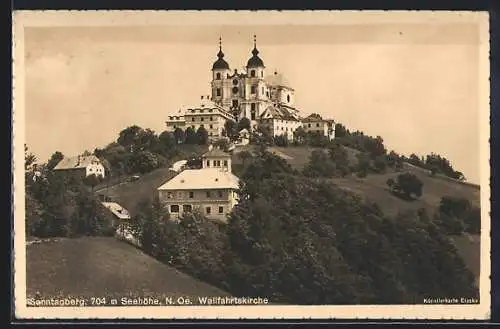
left=211, top=37, right=231, bottom=106
left=243, top=35, right=269, bottom=124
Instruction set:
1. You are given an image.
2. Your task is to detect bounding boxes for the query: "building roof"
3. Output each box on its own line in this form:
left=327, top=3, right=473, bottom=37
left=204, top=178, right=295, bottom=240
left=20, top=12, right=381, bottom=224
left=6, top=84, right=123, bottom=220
left=202, top=148, right=230, bottom=158
left=260, top=104, right=300, bottom=122
left=302, top=113, right=324, bottom=122
left=101, top=202, right=131, bottom=220
left=212, top=48, right=230, bottom=70
left=157, top=168, right=240, bottom=191
left=246, top=37, right=265, bottom=69
left=265, top=72, right=293, bottom=89
left=53, top=155, right=101, bottom=171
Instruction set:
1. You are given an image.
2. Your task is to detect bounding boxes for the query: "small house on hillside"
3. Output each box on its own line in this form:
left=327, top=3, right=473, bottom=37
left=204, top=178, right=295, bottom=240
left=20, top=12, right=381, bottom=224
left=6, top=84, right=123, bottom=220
left=100, top=202, right=131, bottom=229
left=53, top=155, right=106, bottom=179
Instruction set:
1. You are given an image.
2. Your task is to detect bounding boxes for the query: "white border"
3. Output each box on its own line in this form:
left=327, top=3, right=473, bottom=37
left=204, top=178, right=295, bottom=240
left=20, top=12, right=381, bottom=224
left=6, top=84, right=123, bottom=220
left=12, top=10, right=491, bottom=320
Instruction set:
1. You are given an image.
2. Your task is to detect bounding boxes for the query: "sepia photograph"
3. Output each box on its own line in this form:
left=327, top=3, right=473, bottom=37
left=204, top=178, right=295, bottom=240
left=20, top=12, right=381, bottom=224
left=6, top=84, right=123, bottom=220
left=12, top=10, right=491, bottom=319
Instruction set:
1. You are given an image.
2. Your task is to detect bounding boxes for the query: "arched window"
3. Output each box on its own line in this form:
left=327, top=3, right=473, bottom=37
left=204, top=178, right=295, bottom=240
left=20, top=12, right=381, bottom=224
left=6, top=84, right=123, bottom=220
left=216, top=72, right=221, bottom=80
left=250, top=70, right=256, bottom=77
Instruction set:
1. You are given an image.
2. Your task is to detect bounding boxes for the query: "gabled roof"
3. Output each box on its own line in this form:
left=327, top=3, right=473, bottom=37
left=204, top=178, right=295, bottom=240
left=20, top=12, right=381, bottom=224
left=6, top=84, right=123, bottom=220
left=101, top=202, right=131, bottom=220
left=260, top=104, right=300, bottom=122
left=265, top=72, right=293, bottom=90
left=157, top=168, right=240, bottom=191
left=53, top=155, right=101, bottom=170
left=202, top=148, right=230, bottom=158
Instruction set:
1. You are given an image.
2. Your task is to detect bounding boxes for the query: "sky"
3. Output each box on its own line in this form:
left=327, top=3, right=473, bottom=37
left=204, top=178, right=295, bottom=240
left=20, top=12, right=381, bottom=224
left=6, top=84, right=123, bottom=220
left=23, top=20, right=483, bottom=184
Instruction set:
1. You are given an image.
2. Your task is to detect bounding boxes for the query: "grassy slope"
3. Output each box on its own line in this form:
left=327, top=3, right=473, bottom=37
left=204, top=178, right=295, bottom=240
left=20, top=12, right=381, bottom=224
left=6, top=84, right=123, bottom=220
left=104, top=144, right=481, bottom=282
left=26, top=237, right=230, bottom=299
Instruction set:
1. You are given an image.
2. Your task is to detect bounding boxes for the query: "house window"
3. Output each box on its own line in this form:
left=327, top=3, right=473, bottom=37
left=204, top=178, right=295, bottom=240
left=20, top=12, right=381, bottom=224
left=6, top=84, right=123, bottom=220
left=219, top=206, right=224, bottom=214
left=223, top=160, right=228, bottom=167
left=216, top=88, right=221, bottom=96
left=167, top=192, right=174, bottom=199
left=206, top=207, right=212, bottom=214
left=251, top=85, right=256, bottom=94
left=216, top=72, right=221, bottom=80
left=183, top=205, right=192, bottom=213
left=192, top=117, right=195, bottom=122
left=250, top=70, right=256, bottom=77
left=170, top=205, right=179, bottom=213
left=177, top=191, right=184, bottom=198
left=287, top=95, right=290, bottom=103
left=189, top=191, right=194, bottom=198
left=206, top=191, right=212, bottom=198
left=218, top=190, right=223, bottom=198
left=206, top=160, right=210, bottom=167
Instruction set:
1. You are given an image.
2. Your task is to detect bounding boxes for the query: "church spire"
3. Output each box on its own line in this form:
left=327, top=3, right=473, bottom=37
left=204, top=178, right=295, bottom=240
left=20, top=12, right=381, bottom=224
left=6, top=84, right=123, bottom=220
left=217, top=36, right=224, bottom=58
left=252, top=34, right=259, bottom=56
left=212, top=36, right=229, bottom=70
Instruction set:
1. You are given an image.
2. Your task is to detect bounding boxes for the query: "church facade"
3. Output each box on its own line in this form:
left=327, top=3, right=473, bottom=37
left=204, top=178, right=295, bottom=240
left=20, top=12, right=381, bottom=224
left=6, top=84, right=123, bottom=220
left=165, top=36, right=335, bottom=141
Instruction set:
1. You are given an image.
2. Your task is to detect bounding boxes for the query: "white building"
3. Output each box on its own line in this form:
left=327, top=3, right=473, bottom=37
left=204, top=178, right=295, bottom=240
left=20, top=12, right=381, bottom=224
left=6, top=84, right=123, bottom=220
left=53, top=155, right=106, bottom=178
left=157, top=148, right=239, bottom=222
left=165, top=35, right=335, bottom=141
left=302, top=114, right=336, bottom=140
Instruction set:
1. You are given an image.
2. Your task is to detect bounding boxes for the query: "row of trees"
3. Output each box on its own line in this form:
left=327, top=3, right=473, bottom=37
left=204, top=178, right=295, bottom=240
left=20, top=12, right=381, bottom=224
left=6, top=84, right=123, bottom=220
left=131, top=148, right=478, bottom=304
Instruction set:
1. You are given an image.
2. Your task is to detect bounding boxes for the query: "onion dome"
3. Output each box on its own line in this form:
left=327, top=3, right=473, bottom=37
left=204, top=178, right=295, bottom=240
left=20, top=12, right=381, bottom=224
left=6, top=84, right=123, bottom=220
left=212, top=37, right=230, bottom=70
left=246, top=35, right=265, bottom=69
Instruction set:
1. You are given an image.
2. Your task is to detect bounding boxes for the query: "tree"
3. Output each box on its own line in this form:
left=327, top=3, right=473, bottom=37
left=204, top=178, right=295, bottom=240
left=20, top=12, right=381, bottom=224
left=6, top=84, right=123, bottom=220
left=328, top=143, right=350, bottom=177
left=390, top=173, right=423, bottom=199
left=334, top=123, right=348, bottom=138
left=117, top=125, right=142, bottom=148
left=293, top=126, right=307, bottom=144
left=274, top=134, right=289, bottom=147
left=303, top=150, right=336, bottom=178
left=237, top=150, right=253, bottom=166
left=128, top=151, right=159, bottom=174
left=224, top=120, right=237, bottom=140
left=25, top=144, right=37, bottom=171
left=84, top=174, right=100, bottom=194
left=237, top=117, right=251, bottom=132
left=184, top=127, right=197, bottom=144
left=173, top=128, right=185, bottom=144
left=196, top=126, right=209, bottom=145
left=46, top=151, right=64, bottom=171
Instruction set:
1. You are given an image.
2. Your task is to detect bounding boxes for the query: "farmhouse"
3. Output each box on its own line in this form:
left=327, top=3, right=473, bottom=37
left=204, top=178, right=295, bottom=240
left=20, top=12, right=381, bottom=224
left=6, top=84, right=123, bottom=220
left=164, top=36, right=335, bottom=141
left=53, top=155, right=106, bottom=179
left=302, top=113, right=336, bottom=140
left=157, top=148, right=239, bottom=222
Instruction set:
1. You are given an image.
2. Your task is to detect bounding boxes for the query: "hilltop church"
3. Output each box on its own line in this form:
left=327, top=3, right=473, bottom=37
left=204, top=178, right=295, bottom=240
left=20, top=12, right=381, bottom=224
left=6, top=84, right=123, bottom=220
left=165, top=36, right=335, bottom=141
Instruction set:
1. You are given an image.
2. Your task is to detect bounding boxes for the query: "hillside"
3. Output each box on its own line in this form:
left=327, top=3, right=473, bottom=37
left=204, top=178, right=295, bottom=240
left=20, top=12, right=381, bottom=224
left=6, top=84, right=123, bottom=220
left=103, top=144, right=481, bottom=284
left=26, top=237, right=230, bottom=300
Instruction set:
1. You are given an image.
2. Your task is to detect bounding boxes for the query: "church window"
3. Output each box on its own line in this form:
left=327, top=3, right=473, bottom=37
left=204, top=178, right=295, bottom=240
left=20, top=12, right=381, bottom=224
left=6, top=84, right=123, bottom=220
left=209, top=124, right=213, bottom=129
left=308, top=123, right=311, bottom=128
left=192, top=117, right=195, bottom=121
left=250, top=70, right=256, bottom=77
left=261, top=71, right=263, bottom=77
left=316, top=123, right=320, bottom=127
left=216, top=72, right=221, bottom=80
left=232, top=100, right=239, bottom=108
left=251, top=103, right=256, bottom=111
left=287, top=95, right=291, bottom=103
left=232, top=87, right=239, bottom=94
left=266, top=91, right=269, bottom=97
left=233, top=79, right=238, bottom=85
left=216, top=88, right=221, bottom=96
left=209, top=132, right=213, bottom=136
left=251, top=85, right=256, bottom=94
left=210, top=116, right=213, bottom=121
left=251, top=111, right=256, bottom=120
left=262, top=87, right=264, bottom=94
left=201, top=117, right=204, bottom=121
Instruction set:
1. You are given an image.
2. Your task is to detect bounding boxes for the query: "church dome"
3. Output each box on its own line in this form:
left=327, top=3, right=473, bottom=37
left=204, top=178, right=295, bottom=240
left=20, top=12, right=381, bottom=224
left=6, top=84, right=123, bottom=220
left=212, top=49, right=230, bottom=70
left=246, top=35, right=265, bottom=69
left=265, top=71, right=291, bottom=88
left=212, top=38, right=230, bottom=71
